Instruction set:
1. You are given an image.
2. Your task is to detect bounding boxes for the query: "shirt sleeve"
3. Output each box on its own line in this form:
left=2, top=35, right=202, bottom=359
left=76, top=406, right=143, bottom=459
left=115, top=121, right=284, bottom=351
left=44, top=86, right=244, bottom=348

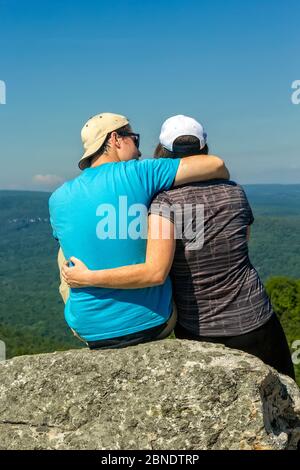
left=135, top=158, right=180, bottom=199
left=240, top=188, right=255, bottom=225
left=149, top=191, right=175, bottom=224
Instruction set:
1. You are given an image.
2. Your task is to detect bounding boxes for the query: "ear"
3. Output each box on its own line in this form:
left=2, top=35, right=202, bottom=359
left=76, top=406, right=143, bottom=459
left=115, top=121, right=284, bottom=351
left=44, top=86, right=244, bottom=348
left=111, top=131, right=122, bottom=149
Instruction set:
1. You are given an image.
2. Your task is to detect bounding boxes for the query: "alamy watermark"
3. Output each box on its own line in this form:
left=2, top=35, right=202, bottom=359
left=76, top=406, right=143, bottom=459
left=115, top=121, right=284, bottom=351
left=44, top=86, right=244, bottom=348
left=292, top=340, right=300, bottom=365
left=0, top=340, right=6, bottom=362
left=95, top=197, right=205, bottom=251
left=291, top=80, right=300, bottom=105
left=0, top=80, right=6, bottom=105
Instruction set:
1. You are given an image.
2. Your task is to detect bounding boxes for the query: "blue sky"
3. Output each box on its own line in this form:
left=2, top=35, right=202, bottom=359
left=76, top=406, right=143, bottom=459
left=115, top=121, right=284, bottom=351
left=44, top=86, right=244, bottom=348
left=0, top=0, right=299, bottom=190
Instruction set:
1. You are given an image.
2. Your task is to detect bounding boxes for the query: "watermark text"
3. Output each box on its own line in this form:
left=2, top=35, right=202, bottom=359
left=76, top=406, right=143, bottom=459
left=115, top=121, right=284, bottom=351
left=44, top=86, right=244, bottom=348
left=291, top=80, right=300, bottom=105
left=0, top=340, right=6, bottom=362
left=292, top=340, right=300, bottom=365
left=0, top=80, right=6, bottom=105
left=95, top=197, right=205, bottom=251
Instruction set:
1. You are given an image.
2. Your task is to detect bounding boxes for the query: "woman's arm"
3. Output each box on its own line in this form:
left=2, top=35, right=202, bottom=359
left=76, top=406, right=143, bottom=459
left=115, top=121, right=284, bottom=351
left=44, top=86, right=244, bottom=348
left=61, top=214, right=175, bottom=289
left=247, top=226, right=251, bottom=242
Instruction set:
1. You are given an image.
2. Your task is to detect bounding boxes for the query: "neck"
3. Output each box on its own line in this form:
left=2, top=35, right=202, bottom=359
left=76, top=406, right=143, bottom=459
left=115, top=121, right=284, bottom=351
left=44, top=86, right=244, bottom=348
left=91, top=150, right=120, bottom=168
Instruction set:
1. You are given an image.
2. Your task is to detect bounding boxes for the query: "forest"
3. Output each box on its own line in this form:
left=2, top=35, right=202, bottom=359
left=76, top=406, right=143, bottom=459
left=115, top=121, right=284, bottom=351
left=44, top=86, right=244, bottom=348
left=0, top=186, right=299, bottom=384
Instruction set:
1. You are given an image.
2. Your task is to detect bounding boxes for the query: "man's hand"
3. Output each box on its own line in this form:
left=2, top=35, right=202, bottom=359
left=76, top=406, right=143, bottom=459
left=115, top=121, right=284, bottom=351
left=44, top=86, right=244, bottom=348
left=61, top=257, right=92, bottom=288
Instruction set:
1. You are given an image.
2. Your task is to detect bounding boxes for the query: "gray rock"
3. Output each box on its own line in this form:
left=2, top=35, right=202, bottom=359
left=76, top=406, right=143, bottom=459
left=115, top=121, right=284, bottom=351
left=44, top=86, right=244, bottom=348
left=0, top=339, right=299, bottom=450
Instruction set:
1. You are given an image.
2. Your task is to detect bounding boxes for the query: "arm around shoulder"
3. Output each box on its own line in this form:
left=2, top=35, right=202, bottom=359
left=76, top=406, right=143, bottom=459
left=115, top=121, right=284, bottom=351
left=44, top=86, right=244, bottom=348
left=174, top=155, right=230, bottom=186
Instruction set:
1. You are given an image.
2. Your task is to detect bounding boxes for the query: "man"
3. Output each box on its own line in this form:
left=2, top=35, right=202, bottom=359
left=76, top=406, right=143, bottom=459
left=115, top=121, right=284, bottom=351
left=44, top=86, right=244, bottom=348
left=62, top=115, right=295, bottom=379
left=50, top=112, right=229, bottom=349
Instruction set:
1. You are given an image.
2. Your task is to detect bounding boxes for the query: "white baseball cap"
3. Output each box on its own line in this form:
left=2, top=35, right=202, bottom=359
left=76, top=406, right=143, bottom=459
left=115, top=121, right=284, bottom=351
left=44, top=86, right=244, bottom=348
left=159, top=115, right=207, bottom=152
left=79, top=113, right=129, bottom=170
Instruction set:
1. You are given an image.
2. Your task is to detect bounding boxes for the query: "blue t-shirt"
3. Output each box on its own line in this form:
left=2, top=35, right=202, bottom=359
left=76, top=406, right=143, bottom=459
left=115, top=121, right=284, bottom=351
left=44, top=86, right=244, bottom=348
left=49, top=158, right=180, bottom=341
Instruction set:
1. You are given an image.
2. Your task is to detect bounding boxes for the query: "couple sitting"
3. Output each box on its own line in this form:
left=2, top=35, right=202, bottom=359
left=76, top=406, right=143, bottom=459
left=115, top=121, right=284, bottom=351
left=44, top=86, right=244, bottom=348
left=49, top=113, right=295, bottom=380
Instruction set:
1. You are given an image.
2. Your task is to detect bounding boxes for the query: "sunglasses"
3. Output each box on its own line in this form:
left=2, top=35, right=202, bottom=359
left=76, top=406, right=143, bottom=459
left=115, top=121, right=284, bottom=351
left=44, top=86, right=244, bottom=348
left=118, top=131, right=140, bottom=149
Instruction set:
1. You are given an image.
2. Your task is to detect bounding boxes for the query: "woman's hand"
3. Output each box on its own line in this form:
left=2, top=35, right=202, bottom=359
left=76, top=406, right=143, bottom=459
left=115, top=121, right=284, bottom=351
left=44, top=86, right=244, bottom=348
left=61, top=257, right=92, bottom=288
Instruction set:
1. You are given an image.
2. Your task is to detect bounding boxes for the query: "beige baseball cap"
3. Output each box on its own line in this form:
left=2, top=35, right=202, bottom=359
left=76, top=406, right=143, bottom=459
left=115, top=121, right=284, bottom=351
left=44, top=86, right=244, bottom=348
left=79, top=112, right=129, bottom=170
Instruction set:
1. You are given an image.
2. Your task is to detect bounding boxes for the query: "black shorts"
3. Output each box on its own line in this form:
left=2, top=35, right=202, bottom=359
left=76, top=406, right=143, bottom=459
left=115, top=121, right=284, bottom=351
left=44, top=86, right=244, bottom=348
left=174, top=314, right=295, bottom=380
left=87, top=321, right=168, bottom=351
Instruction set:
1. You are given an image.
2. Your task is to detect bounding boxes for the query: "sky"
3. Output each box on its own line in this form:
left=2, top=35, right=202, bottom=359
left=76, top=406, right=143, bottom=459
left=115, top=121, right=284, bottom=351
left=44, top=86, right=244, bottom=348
left=0, top=0, right=299, bottom=191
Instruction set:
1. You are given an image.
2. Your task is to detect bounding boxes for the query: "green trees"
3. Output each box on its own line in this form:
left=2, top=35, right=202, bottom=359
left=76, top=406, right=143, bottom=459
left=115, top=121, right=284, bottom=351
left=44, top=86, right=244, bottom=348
left=266, top=277, right=300, bottom=385
left=0, top=323, right=81, bottom=358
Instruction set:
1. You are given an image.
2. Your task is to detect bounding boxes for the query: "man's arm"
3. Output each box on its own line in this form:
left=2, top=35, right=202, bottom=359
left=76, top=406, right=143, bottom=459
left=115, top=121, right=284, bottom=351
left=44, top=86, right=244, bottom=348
left=61, top=214, right=175, bottom=289
left=174, top=155, right=229, bottom=186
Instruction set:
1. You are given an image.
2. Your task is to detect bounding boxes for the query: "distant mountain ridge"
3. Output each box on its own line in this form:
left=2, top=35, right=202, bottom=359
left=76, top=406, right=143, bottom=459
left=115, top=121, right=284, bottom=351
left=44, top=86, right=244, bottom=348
left=242, top=184, right=300, bottom=216
left=2, top=183, right=300, bottom=213
left=1, top=185, right=299, bottom=280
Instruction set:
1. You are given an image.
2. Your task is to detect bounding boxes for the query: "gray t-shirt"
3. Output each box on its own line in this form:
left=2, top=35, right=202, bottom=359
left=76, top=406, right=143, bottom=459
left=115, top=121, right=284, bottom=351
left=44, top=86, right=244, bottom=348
left=150, top=179, right=273, bottom=337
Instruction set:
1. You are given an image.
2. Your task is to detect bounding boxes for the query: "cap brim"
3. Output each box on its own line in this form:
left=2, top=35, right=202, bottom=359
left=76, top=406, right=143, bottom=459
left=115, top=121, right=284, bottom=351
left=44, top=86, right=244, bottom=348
left=78, top=134, right=107, bottom=170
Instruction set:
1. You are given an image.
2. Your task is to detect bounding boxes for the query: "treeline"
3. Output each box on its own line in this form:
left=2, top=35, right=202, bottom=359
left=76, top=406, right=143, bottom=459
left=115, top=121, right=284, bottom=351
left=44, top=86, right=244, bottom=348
left=266, top=277, right=300, bottom=385
left=248, top=216, right=300, bottom=280
left=0, top=323, right=82, bottom=359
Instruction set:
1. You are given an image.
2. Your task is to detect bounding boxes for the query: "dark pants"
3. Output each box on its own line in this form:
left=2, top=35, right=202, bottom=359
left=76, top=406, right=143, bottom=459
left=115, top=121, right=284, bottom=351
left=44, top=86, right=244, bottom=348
left=87, top=308, right=177, bottom=351
left=87, top=322, right=168, bottom=350
left=174, top=314, right=295, bottom=380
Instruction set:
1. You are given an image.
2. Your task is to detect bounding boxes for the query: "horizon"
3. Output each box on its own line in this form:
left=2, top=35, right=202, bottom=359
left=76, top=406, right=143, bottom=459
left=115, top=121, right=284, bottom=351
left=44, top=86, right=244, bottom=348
left=1, top=182, right=300, bottom=196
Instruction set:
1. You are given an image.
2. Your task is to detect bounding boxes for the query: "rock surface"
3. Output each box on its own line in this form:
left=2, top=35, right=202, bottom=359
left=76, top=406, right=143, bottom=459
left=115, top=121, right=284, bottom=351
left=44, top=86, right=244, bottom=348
left=0, top=339, right=300, bottom=450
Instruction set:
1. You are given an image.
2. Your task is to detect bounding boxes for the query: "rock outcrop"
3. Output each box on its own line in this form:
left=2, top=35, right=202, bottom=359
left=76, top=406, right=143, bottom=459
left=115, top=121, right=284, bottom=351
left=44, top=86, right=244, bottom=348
left=0, top=339, right=300, bottom=450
